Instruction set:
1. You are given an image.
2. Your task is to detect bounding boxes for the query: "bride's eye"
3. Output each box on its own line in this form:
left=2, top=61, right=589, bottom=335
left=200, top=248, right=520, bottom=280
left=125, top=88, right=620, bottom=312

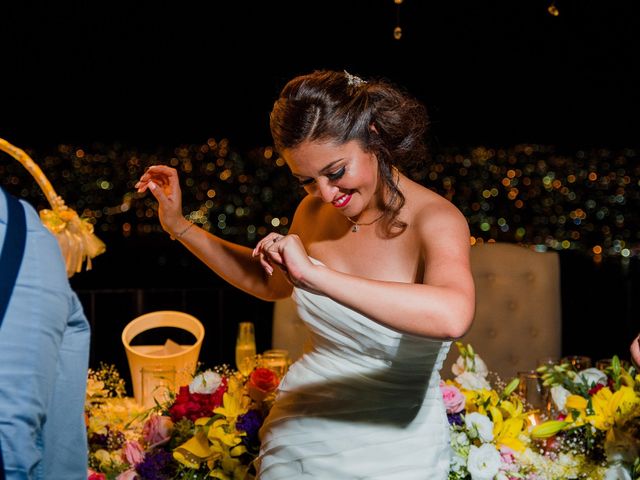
left=326, top=167, right=345, bottom=181
left=299, top=178, right=315, bottom=186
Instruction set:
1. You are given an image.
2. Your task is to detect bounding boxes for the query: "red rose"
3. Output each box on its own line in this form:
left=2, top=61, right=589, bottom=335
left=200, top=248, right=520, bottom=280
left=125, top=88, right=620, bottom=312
left=88, top=471, right=107, bottom=480
left=246, top=367, right=280, bottom=402
left=169, top=377, right=227, bottom=422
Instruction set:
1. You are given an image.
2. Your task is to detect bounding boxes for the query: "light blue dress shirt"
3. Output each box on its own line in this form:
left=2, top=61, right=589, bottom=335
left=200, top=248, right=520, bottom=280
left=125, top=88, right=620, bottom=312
left=0, top=188, right=90, bottom=479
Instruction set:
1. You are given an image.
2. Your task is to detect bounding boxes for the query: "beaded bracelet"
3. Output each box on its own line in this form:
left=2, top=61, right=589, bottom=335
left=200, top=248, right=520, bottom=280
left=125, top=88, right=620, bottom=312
left=170, top=221, right=194, bottom=240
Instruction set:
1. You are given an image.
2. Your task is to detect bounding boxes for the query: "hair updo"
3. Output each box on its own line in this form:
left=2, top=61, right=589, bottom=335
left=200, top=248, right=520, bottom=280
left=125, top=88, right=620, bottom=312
left=269, top=69, right=429, bottom=235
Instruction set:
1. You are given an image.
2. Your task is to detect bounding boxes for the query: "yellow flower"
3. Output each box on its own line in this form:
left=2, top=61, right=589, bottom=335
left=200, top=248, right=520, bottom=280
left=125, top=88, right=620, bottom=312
left=494, top=416, right=527, bottom=452
left=530, top=420, right=572, bottom=438
left=173, top=429, right=218, bottom=469
left=565, top=394, right=588, bottom=426
left=214, top=391, right=250, bottom=421
left=208, top=418, right=246, bottom=447
left=587, top=385, right=640, bottom=432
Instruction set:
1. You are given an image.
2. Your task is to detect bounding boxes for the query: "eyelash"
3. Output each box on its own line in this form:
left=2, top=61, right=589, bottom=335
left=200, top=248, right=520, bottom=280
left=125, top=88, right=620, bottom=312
left=299, top=167, right=346, bottom=186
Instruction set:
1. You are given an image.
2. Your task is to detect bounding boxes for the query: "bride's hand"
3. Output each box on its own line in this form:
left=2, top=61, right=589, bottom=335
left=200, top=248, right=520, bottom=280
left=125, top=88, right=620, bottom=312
left=135, top=165, right=189, bottom=236
left=252, top=233, right=318, bottom=291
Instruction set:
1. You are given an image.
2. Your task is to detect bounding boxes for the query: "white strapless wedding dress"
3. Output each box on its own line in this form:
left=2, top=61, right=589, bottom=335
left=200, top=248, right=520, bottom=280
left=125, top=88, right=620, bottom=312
left=257, top=265, right=452, bottom=479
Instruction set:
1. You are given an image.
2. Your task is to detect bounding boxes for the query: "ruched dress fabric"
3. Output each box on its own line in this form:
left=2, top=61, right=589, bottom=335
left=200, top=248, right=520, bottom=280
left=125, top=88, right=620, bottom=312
left=257, top=263, right=452, bottom=479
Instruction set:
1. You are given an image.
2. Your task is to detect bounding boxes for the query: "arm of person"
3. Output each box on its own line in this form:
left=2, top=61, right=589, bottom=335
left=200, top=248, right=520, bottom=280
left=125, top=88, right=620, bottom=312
left=631, top=334, right=640, bottom=367
left=136, top=165, right=292, bottom=301
left=285, top=202, right=475, bottom=339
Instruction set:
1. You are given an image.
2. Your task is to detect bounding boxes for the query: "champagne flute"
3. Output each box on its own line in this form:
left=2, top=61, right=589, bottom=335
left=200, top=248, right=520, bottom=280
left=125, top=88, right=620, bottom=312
left=235, top=322, right=256, bottom=376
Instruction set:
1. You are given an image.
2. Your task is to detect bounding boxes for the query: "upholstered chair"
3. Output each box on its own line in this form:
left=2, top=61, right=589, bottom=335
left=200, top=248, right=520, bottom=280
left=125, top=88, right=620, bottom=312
left=441, top=242, right=562, bottom=382
left=271, top=295, right=309, bottom=362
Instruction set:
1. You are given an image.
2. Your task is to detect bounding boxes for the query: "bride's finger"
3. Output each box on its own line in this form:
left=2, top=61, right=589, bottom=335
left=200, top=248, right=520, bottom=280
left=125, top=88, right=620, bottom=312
left=253, top=233, right=282, bottom=257
left=258, top=252, right=274, bottom=276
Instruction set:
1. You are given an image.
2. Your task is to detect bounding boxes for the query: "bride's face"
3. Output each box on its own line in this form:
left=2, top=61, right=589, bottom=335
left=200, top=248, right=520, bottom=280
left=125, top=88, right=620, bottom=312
left=283, top=139, right=380, bottom=218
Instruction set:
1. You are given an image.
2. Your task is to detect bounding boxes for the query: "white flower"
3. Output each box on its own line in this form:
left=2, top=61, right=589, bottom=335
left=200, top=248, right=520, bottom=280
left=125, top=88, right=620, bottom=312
left=465, top=412, right=494, bottom=443
left=467, top=444, right=501, bottom=480
left=604, top=463, right=632, bottom=480
left=550, top=385, right=571, bottom=413
left=452, top=354, right=489, bottom=377
left=456, top=371, right=492, bottom=391
left=576, top=367, right=608, bottom=388
left=450, top=430, right=471, bottom=450
left=450, top=450, right=468, bottom=474
left=86, top=377, right=107, bottom=398
left=189, top=370, right=222, bottom=394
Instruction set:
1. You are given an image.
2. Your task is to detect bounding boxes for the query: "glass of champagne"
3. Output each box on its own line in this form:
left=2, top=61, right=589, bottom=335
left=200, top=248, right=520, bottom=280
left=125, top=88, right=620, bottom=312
left=235, top=321, right=256, bottom=376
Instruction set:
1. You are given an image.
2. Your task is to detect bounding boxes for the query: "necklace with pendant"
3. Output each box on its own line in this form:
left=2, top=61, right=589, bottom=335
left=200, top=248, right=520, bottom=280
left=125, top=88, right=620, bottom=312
left=345, top=213, right=384, bottom=232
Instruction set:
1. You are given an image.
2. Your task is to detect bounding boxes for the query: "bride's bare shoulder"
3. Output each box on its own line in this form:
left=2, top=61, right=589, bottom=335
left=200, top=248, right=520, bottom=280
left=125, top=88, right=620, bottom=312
left=404, top=177, right=468, bottom=233
left=287, top=195, right=332, bottom=240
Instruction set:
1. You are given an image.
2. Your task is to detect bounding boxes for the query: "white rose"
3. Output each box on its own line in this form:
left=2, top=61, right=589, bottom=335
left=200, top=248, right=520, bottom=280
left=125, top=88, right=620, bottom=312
left=456, top=371, right=492, bottom=391
left=576, top=367, right=608, bottom=388
left=467, top=444, right=501, bottom=480
left=189, top=370, right=222, bottom=394
left=465, top=411, right=494, bottom=443
left=550, top=385, right=571, bottom=413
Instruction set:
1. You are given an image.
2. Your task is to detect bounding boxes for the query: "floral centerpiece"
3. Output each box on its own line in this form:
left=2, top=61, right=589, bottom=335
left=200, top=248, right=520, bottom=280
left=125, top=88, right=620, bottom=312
left=442, top=342, right=640, bottom=480
left=85, top=362, right=280, bottom=480
left=530, top=357, right=640, bottom=479
left=86, top=345, right=640, bottom=480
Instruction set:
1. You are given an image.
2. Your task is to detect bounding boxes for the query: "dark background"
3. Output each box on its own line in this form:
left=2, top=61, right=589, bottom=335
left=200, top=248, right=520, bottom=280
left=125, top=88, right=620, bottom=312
left=2, top=0, right=640, bottom=387
left=2, top=0, right=639, bottom=150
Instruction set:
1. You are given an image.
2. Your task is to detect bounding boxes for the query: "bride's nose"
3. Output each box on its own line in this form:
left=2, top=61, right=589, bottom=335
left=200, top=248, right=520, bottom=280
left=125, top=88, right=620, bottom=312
left=315, top=179, right=339, bottom=203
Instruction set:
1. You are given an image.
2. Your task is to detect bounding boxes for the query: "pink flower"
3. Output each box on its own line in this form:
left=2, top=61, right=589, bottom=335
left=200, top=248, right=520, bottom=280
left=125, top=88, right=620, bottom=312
left=143, top=414, right=174, bottom=447
left=499, top=446, right=516, bottom=465
left=121, top=440, right=145, bottom=466
left=115, top=469, right=138, bottom=480
left=440, top=380, right=465, bottom=414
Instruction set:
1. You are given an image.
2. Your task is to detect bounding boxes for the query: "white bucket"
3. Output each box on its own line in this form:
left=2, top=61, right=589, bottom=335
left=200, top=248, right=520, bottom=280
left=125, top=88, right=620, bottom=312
left=121, top=310, right=205, bottom=404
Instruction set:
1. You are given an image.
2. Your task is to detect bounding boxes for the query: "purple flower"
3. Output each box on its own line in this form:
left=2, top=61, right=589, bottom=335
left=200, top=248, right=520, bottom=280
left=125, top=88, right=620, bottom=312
left=135, top=449, right=176, bottom=480
left=237, top=409, right=264, bottom=447
left=447, top=411, right=464, bottom=426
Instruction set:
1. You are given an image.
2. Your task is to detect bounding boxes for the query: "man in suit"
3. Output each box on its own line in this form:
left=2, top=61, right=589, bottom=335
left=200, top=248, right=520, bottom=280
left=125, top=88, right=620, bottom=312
left=0, top=186, right=90, bottom=479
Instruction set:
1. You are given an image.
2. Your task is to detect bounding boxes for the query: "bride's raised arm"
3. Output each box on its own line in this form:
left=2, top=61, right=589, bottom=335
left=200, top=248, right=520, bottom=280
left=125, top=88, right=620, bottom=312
left=136, top=164, right=293, bottom=301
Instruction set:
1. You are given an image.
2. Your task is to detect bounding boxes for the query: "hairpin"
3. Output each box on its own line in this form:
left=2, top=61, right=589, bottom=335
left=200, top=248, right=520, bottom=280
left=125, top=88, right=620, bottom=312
left=344, top=70, right=366, bottom=87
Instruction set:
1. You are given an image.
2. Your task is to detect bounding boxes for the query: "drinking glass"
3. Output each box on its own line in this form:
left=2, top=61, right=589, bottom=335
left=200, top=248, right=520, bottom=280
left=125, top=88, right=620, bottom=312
left=561, top=355, right=592, bottom=371
left=260, top=349, right=291, bottom=378
left=235, top=322, right=256, bottom=376
left=140, top=365, right=175, bottom=408
left=517, top=370, right=545, bottom=412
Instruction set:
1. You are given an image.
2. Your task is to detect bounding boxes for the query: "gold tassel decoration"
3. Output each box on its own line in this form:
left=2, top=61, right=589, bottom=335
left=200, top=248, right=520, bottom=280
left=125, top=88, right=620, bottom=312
left=0, top=138, right=106, bottom=277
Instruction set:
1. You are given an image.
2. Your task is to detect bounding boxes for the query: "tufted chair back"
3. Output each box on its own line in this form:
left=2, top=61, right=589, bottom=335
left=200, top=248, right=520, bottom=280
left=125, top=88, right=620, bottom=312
left=441, top=242, right=562, bottom=382
left=271, top=294, right=310, bottom=362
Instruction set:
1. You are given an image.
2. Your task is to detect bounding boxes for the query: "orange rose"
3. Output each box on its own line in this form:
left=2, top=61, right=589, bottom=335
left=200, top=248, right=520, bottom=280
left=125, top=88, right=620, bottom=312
left=247, top=367, right=280, bottom=402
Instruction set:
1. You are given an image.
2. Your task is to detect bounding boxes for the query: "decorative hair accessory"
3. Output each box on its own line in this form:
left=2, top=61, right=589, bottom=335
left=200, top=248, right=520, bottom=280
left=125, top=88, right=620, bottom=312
left=344, top=70, right=366, bottom=87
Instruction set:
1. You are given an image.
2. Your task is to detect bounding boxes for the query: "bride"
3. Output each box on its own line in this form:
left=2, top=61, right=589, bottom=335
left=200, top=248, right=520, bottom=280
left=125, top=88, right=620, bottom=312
left=136, top=69, right=475, bottom=479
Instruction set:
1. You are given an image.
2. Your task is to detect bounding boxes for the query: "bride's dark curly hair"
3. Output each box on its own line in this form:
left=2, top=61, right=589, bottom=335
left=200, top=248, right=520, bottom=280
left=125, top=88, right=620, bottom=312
left=269, top=69, right=429, bottom=236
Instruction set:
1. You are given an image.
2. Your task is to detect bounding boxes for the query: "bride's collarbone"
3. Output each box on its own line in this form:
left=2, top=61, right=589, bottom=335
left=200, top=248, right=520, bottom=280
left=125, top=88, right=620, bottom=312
left=308, top=237, right=422, bottom=282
